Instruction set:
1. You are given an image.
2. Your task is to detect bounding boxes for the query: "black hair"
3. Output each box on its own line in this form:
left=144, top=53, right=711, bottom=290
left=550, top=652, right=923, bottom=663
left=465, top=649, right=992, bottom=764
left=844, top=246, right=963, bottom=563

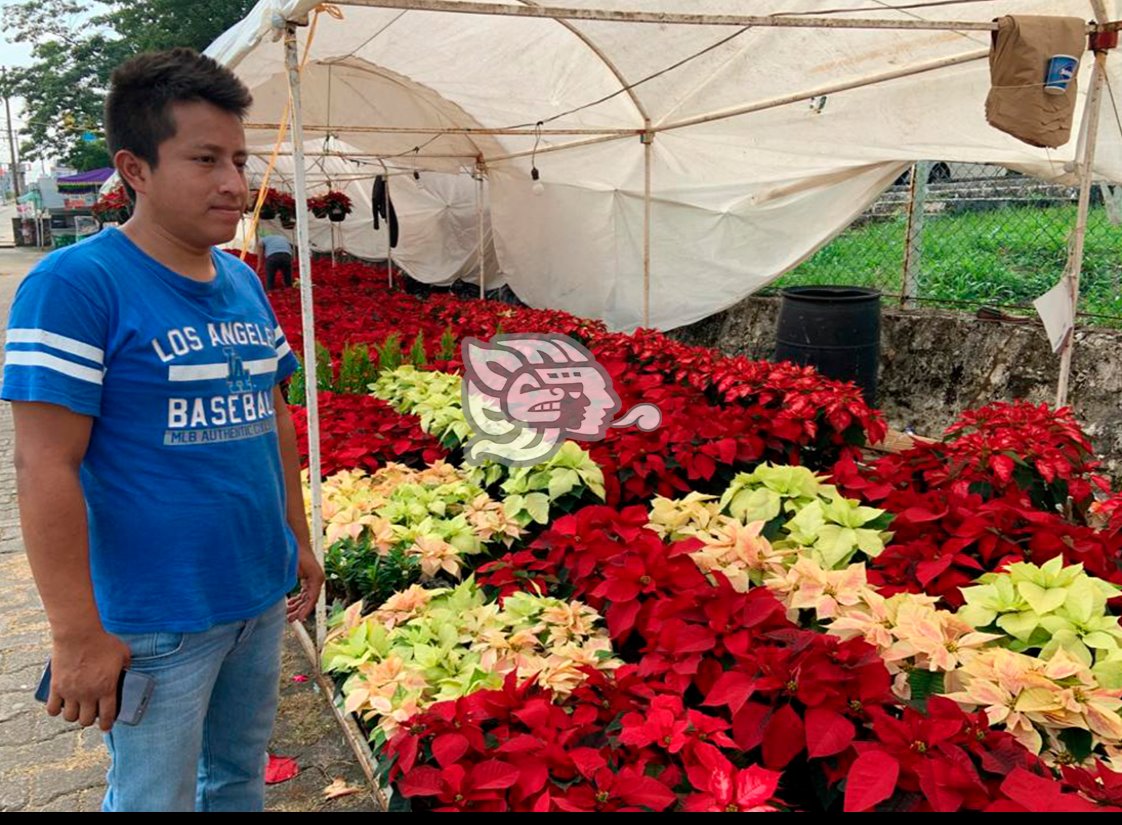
left=105, top=47, right=252, bottom=197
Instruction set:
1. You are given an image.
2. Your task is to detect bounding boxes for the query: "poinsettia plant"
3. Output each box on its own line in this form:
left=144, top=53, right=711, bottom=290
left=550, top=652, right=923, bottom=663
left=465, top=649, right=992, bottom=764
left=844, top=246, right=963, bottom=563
left=307, top=189, right=354, bottom=219
left=259, top=251, right=1122, bottom=813
left=310, top=462, right=525, bottom=604
left=92, top=183, right=131, bottom=223
left=290, top=391, right=446, bottom=477
left=322, top=579, right=620, bottom=744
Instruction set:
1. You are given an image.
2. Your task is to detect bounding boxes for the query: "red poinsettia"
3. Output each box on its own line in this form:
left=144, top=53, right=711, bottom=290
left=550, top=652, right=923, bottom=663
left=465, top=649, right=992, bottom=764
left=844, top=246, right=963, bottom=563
left=289, top=391, right=446, bottom=476
left=682, top=748, right=781, bottom=813
left=92, top=183, right=131, bottom=222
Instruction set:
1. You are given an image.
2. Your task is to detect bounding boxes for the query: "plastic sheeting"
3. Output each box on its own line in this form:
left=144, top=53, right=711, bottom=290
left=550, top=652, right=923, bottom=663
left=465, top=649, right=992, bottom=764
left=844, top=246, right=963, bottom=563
left=243, top=138, right=503, bottom=287
left=207, top=1, right=1122, bottom=330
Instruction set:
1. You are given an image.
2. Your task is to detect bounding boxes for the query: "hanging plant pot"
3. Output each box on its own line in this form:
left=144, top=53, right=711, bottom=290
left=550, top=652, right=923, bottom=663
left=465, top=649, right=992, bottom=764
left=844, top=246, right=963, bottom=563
left=259, top=205, right=277, bottom=220
left=327, top=205, right=347, bottom=222
left=280, top=213, right=296, bottom=229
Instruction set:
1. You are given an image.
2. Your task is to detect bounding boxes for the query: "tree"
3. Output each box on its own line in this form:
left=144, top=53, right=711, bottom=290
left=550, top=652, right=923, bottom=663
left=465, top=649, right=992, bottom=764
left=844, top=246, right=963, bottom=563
left=2, top=0, right=257, bottom=167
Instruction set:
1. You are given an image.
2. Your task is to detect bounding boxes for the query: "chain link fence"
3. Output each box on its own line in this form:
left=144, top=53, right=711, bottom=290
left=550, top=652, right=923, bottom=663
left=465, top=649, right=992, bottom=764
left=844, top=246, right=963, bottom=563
left=771, top=162, right=1122, bottom=327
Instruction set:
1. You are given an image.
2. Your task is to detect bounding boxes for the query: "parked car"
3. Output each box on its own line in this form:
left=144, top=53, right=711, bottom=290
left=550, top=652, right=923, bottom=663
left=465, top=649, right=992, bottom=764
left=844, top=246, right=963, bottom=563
left=894, top=162, right=1014, bottom=186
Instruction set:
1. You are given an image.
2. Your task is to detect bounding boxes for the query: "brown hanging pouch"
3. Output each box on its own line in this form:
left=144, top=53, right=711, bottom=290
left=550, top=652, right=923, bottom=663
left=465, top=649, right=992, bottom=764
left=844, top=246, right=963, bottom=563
left=985, top=15, right=1087, bottom=148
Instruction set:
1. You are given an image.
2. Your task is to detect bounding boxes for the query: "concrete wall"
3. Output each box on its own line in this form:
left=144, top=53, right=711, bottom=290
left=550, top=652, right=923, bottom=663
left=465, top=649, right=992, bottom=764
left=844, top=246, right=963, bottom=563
left=672, top=297, right=1122, bottom=477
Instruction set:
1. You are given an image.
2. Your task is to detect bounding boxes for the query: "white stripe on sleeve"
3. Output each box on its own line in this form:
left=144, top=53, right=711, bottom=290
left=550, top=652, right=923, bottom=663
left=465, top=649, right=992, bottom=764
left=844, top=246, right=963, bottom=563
left=5, top=329, right=104, bottom=364
left=4, top=351, right=104, bottom=385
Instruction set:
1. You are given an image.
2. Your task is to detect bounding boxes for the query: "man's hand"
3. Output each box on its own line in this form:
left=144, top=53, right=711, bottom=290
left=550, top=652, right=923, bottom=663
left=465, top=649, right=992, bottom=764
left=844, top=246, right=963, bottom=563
left=286, top=543, right=324, bottom=623
left=48, top=629, right=132, bottom=731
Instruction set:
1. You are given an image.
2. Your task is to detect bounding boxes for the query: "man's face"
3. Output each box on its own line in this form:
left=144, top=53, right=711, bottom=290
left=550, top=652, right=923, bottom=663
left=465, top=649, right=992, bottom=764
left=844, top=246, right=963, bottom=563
left=141, top=100, right=249, bottom=248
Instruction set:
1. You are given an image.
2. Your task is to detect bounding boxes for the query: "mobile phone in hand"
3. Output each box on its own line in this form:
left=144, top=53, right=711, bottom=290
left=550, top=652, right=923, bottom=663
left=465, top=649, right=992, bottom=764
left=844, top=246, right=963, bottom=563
left=34, top=660, right=155, bottom=726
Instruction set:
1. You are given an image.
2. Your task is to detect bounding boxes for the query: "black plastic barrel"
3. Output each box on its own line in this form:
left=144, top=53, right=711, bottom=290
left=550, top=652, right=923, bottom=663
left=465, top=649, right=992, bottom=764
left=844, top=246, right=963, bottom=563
left=774, top=286, right=881, bottom=404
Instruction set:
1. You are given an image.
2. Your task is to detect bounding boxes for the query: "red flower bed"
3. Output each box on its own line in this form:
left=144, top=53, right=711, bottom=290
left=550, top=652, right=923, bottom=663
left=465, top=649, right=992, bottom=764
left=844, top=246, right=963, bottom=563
left=377, top=502, right=1122, bottom=812
left=267, top=259, right=886, bottom=498
left=830, top=401, right=1122, bottom=604
left=290, top=390, right=446, bottom=476
left=265, top=256, right=1122, bottom=813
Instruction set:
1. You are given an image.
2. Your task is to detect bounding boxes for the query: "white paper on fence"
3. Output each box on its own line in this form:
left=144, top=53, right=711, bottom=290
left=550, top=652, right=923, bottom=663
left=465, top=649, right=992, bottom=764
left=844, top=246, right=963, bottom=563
left=1034, top=279, right=1076, bottom=353
left=208, top=0, right=1122, bottom=331
left=241, top=138, right=503, bottom=287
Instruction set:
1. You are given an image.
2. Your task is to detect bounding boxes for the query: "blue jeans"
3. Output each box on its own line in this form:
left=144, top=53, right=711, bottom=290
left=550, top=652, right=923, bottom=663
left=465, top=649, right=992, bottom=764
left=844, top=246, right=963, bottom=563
left=101, top=599, right=287, bottom=812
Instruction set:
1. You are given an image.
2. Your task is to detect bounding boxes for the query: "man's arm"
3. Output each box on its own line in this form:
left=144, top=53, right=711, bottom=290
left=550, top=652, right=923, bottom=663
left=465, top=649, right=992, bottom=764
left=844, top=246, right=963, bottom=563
left=11, top=401, right=130, bottom=731
left=273, top=386, right=323, bottom=623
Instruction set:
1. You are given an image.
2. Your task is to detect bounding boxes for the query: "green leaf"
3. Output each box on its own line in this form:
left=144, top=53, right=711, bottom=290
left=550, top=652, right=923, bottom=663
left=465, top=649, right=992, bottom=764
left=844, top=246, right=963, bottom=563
left=957, top=603, right=998, bottom=629
left=787, top=500, right=826, bottom=545
left=728, top=488, right=782, bottom=523
left=1083, top=631, right=1120, bottom=650
left=547, top=468, right=580, bottom=501
left=1016, top=582, right=1068, bottom=616
left=524, top=493, right=551, bottom=525
left=813, top=525, right=858, bottom=569
left=996, top=610, right=1040, bottom=641
left=1063, top=577, right=1098, bottom=625
left=1092, top=659, right=1122, bottom=690
left=907, top=670, right=945, bottom=712
left=853, top=528, right=887, bottom=559
left=1059, top=728, right=1094, bottom=762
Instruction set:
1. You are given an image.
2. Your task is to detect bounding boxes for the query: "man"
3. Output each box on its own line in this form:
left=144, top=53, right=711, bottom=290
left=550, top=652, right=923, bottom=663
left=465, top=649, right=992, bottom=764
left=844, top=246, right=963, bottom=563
left=255, top=225, right=293, bottom=290
left=1, top=48, right=323, bottom=812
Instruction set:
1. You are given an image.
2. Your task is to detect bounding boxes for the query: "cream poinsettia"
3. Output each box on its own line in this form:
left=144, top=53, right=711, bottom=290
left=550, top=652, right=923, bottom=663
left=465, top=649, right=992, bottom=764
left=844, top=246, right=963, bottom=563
left=766, top=557, right=869, bottom=621
left=648, top=491, right=723, bottom=539
left=689, top=517, right=795, bottom=592
left=323, top=581, right=620, bottom=740
left=944, top=647, right=1122, bottom=755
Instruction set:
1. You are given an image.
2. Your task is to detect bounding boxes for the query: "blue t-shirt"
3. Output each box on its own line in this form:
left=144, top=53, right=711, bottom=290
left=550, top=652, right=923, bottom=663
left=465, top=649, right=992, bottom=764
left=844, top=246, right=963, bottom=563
left=260, top=234, right=291, bottom=258
left=1, top=228, right=301, bottom=633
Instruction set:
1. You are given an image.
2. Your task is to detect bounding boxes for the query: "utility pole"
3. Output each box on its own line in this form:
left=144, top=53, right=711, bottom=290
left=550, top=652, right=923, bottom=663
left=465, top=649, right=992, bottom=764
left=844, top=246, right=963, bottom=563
left=2, top=67, right=22, bottom=198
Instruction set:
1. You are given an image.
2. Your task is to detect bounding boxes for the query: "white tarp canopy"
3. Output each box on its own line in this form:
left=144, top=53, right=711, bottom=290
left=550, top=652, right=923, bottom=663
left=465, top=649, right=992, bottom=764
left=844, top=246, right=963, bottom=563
left=243, top=137, right=502, bottom=286
left=207, top=0, right=1122, bottom=331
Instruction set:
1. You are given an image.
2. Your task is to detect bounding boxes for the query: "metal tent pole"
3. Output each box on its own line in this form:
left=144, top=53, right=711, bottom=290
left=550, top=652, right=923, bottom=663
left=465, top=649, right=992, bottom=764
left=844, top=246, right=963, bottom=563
left=284, top=23, right=327, bottom=650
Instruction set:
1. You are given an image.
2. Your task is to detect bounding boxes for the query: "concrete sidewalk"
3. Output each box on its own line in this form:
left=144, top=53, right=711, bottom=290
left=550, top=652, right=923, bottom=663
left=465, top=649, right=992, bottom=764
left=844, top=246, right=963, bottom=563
left=0, top=247, right=378, bottom=811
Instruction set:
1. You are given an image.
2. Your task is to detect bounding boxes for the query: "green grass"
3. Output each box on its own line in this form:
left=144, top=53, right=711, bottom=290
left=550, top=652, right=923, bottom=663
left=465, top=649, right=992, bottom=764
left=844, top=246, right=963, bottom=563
left=772, top=204, right=1122, bottom=325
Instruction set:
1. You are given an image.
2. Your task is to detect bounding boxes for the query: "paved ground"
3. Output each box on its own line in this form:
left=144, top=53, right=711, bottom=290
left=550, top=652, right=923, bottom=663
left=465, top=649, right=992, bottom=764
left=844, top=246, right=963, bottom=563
left=0, top=246, right=378, bottom=812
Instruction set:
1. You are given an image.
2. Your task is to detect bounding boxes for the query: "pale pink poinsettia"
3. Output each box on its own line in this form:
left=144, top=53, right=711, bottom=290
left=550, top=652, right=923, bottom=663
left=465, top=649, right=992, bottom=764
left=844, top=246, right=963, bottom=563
left=827, top=590, right=935, bottom=652
left=942, top=648, right=1122, bottom=756
left=943, top=648, right=1049, bottom=753
left=473, top=629, right=519, bottom=672
left=885, top=599, right=1003, bottom=673
left=363, top=516, right=397, bottom=556
left=370, top=584, right=443, bottom=629
left=827, top=589, right=896, bottom=649
left=410, top=535, right=462, bottom=579
left=523, top=639, right=621, bottom=697
left=1040, top=655, right=1122, bottom=743
left=464, top=494, right=524, bottom=544
left=540, top=601, right=601, bottom=645
left=770, top=558, right=869, bottom=621
left=345, top=654, right=418, bottom=715
left=378, top=693, right=424, bottom=739
left=689, top=517, right=793, bottom=593
left=324, top=507, right=366, bottom=545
